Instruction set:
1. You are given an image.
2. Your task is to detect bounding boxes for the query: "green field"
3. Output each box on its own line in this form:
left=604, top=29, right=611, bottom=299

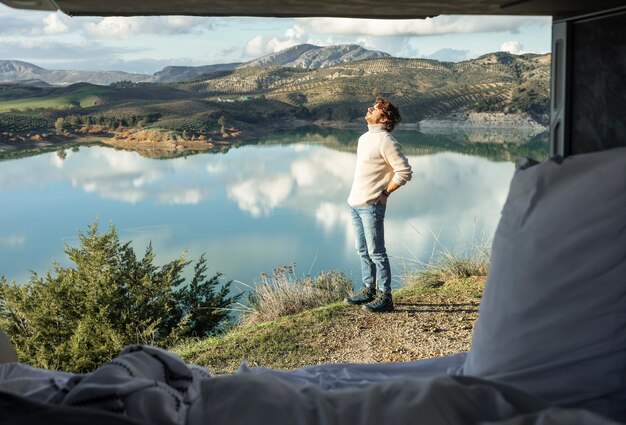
left=0, top=84, right=114, bottom=112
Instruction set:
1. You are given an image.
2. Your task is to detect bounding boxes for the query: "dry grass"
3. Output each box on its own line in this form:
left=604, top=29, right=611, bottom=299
left=404, top=241, right=490, bottom=289
left=239, top=264, right=353, bottom=325
left=396, top=223, right=491, bottom=289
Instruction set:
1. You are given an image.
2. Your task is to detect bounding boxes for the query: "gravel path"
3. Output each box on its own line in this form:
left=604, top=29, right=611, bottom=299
left=315, top=278, right=483, bottom=364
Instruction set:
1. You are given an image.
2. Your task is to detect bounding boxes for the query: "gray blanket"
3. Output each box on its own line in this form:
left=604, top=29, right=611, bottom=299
left=0, top=345, right=620, bottom=425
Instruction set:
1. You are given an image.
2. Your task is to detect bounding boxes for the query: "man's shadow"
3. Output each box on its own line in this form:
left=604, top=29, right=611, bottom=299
left=396, top=302, right=479, bottom=315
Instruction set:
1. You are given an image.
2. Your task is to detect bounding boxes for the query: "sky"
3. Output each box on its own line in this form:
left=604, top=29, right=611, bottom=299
left=0, top=3, right=551, bottom=75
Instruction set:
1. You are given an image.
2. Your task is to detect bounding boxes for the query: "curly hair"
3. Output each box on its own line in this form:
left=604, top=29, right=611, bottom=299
left=375, top=97, right=401, bottom=132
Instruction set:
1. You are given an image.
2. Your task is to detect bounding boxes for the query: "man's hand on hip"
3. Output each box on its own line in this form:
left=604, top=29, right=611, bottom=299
left=373, top=193, right=388, bottom=205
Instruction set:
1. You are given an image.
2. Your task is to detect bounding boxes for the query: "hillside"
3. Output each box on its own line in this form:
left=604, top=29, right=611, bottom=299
left=0, top=60, right=150, bottom=86
left=177, top=51, right=549, bottom=123
left=174, top=277, right=483, bottom=374
left=152, top=62, right=242, bottom=83
left=0, top=50, right=550, bottom=153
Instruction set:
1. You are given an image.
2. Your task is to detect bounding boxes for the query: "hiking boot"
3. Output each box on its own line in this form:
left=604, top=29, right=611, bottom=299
left=362, top=292, right=394, bottom=312
left=344, top=286, right=376, bottom=305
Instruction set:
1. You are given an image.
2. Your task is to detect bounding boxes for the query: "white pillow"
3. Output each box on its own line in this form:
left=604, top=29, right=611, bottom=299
left=462, top=147, right=626, bottom=421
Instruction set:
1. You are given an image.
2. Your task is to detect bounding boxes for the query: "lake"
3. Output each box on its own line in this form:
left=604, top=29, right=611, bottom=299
left=0, top=127, right=547, bottom=293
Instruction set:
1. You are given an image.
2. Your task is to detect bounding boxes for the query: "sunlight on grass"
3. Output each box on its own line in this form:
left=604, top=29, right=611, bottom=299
left=399, top=224, right=491, bottom=289
left=237, top=264, right=353, bottom=325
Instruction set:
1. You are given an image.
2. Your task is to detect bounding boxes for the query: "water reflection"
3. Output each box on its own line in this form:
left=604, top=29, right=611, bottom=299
left=253, top=126, right=549, bottom=162
left=0, top=130, right=545, bottom=288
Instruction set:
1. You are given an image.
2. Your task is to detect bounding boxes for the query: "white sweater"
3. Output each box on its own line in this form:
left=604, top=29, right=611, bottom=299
left=348, top=124, right=412, bottom=206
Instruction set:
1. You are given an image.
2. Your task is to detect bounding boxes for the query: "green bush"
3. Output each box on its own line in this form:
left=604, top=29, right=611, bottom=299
left=474, top=95, right=506, bottom=112
left=509, top=80, right=550, bottom=117
left=0, top=222, right=241, bottom=372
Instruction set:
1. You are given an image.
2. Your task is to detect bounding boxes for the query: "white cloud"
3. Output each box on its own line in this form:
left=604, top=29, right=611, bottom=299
left=243, top=24, right=307, bottom=57
left=83, top=16, right=212, bottom=39
left=0, top=39, right=134, bottom=62
left=0, top=16, right=32, bottom=35
left=0, top=7, right=71, bottom=36
left=292, top=143, right=312, bottom=152
left=425, top=48, right=472, bottom=62
left=158, top=189, right=203, bottom=205
left=206, top=162, right=227, bottom=173
left=98, top=189, right=147, bottom=203
left=162, top=16, right=205, bottom=31
left=238, top=15, right=549, bottom=60
left=132, top=171, right=162, bottom=187
left=51, top=149, right=75, bottom=168
left=296, top=15, right=549, bottom=37
left=227, top=175, right=293, bottom=217
left=42, top=13, right=69, bottom=35
left=39, top=147, right=213, bottom=205
left=293, top=150, right=354, bottom=186
left=500, top=40, right=524, bottom=54
left=244, top=35, right=267, bottom=56
left=290, top=160, right=317, bottom=187
left=84, top=17, right=135, bottom=39
left=0, top=235, right=26, bottom=247
left=315, top=202, right=351, bottom=233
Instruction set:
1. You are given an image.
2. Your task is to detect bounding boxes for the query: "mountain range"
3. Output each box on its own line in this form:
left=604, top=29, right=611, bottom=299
left=0, top=44, right=391, bottom=86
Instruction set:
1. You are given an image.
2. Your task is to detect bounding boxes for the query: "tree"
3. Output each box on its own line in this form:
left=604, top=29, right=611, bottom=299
left=54, top=117, right=65, bottom=133
left=0, top=222, right=241, bottom=373
left=287, top=92, right=307, bottom=107
left=67, top=115, right=80, bottom=127
left=218, top=115, right=227, bottom=133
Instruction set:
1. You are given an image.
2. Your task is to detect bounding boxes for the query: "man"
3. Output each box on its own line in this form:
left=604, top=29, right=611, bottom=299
left=344, top=97, right=412, bottom=312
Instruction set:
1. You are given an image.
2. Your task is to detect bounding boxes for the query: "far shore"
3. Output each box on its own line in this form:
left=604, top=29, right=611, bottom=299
left=0, top=112, right=547, bottom=155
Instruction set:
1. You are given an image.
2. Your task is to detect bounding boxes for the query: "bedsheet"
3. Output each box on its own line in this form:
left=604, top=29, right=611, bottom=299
left=0, top=345, right=621, bottom=425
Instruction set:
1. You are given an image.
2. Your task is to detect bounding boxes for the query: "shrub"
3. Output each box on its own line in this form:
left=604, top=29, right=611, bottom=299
left=241, top=264, right=352, bottom=325
left=0, top=222, right=241, bottom=372
left=474, top=95, right=506, bottom=112
left=508, top=80, right=550, bottom=117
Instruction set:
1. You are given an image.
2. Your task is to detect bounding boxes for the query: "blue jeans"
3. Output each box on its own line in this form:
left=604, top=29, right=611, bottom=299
left=350, top=204, right=391, bottom=294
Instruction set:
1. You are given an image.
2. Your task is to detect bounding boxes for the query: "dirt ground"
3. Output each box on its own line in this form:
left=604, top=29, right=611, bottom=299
left=293, top=278, right=484, bottom=367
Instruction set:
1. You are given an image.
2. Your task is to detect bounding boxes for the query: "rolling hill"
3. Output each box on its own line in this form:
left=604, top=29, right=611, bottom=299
left=0, top=49, right=550, bottom=149
left=177, top=51, right=550, bottom=123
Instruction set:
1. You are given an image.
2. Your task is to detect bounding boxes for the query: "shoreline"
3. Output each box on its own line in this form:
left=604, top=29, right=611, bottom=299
left=1, top=113, right=548, bottom=155
left=416, top=112, right=547, bottom=132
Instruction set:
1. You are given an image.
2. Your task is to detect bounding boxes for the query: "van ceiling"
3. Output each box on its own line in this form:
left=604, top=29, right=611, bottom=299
left=1, top=0, right=625, bottom=19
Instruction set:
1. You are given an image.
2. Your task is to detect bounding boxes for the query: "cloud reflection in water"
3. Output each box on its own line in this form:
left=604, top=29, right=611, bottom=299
left=0, top=142, right=514, bottom=287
